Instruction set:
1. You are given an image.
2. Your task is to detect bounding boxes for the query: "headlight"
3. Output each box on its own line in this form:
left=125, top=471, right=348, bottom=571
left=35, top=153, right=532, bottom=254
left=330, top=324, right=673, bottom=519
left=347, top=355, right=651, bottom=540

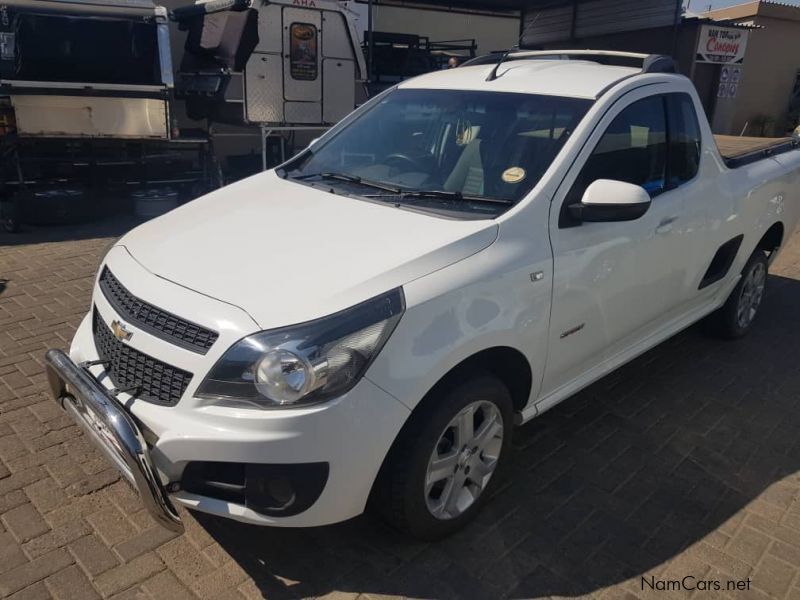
left=196, top=288, right=405, bottom=407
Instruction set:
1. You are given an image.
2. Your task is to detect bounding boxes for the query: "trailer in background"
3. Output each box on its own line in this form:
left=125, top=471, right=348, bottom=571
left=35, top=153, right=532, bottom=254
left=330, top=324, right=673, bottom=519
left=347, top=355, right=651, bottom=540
left=175, top=0, right=367, bottom=168
left=0, top=0, right=371, bottom=233
left=0, top=0, right=221, bottom=233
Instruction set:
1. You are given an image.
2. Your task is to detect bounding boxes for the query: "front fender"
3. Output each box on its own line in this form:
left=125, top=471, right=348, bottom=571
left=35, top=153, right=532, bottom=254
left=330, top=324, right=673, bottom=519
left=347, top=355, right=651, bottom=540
left=366, top=230, right=552, bottom=414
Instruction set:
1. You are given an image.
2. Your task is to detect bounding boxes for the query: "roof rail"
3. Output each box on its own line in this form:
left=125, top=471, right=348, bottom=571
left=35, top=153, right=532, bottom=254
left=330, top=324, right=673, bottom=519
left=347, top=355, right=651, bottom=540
left=463, top=49, right=677, bottom=75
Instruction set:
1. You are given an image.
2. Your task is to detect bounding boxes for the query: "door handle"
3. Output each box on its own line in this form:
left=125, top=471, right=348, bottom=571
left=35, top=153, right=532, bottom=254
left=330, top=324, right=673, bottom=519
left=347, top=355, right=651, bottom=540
left=656, top=216, right=677, bottom=234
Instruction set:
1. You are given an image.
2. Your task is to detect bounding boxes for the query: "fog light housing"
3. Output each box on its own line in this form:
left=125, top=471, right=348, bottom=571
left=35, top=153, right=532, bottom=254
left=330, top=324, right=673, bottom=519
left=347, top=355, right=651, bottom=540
left=181, top=461, right=329, bottom=517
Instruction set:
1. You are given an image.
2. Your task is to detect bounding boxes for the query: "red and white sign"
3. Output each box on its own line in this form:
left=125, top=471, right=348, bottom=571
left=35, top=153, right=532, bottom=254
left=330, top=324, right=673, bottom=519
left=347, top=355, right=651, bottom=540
left=696, top=25, right=748, bottom=64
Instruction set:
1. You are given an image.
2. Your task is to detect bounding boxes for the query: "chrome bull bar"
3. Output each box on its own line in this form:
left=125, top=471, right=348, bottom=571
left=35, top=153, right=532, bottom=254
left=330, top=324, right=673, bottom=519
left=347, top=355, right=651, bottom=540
left=44, top=349, right=183, bottom=532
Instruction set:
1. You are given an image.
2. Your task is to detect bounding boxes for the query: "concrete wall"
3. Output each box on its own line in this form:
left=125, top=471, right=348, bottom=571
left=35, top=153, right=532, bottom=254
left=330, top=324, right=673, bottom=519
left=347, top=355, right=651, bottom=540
left=706, top=1, right=800, bottom=136
left=730, top=16, right=800, bottom=135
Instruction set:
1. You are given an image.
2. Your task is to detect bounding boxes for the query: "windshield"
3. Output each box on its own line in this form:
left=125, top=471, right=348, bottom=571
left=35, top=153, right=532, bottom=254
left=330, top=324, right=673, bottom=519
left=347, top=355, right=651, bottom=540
left=284, top=88, right=592, bottom=217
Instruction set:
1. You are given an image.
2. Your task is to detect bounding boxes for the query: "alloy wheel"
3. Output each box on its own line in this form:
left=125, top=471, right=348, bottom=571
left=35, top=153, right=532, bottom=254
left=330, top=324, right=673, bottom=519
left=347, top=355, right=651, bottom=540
left=736, top=261, right=766, bottom=329
left=424, top=400, right=504, bottom=520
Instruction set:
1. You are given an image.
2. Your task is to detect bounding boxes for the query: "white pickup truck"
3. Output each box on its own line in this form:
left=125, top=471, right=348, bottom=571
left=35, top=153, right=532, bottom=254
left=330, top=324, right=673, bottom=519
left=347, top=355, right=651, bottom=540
left=46, top=51, right=800, bottom=540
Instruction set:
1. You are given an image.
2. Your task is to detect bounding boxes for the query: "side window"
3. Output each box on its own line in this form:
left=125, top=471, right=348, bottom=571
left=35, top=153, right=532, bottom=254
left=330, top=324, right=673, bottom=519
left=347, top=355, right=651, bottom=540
left=560, top=95, right=667, bottom=227
left=666, top=93, right=701, bottom=187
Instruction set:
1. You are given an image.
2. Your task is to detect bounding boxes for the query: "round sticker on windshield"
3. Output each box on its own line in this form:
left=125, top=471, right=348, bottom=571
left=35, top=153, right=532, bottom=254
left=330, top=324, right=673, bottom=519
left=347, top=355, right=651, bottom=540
left=502, top=167, right=526, bottom=184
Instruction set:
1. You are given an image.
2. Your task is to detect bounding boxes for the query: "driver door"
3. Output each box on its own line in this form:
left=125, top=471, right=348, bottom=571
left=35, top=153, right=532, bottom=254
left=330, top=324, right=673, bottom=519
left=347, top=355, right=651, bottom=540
left=541, top=89, right=692, bottom=398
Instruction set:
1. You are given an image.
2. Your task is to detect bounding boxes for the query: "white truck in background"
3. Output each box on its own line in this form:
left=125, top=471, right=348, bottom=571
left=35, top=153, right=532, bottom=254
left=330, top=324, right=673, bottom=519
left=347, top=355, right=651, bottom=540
left=175, top=0, right=367, bottom=128
left=46, top=51, right=800, bottom=539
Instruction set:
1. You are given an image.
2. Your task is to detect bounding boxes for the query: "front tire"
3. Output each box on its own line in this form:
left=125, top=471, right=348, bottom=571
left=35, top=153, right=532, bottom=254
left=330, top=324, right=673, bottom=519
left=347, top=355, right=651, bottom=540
left=704, top=250, right=768, bottom=339
left=373, top=374, right=513, bottom=540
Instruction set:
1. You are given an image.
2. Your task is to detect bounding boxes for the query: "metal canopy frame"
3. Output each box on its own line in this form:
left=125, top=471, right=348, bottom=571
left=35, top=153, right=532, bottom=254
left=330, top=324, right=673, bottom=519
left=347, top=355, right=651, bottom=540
left=0, top=0, right=163, bottom=18
left=357, top=0, right=528, bottom=10
left=356, top=0, right=623, bottom=12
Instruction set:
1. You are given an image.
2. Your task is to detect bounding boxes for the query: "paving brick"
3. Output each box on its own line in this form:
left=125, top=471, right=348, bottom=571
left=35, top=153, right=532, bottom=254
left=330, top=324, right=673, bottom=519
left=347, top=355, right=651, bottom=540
left=127, top=508, right=156, bottom=532
left=156, top=537, right=215, bottom=587
left=0, top=531, right=30, bottom=575
left=108, top=586, right=149, bottom=600
left=0, top=466, right=46, bottom=495
left=0, top=489, right=28, bottom=513
left=15, top=360, right=41, bottom=378
left=725, top=526, right=772, bottom=567
left=94, top=553, right=165, bottom=598
left=45, top=565, right=100, bottom=600
left=24, top=478, right=68, bottom=514
left=28, top=402, right=65, bottom=424
left=69, top=534, right=120, bottom=577
left=190, top=560, right=249, bottom=600
left=141, top=571, right=197, bottom=600
left=23, top=518, right=91, bottom=559
left=769, top=540, right=800, bottom=567
left=65, top=467, right=120, bottom=497
left=2, top=502, right=50, bottom=542
left=752, top=555, right=796, bottom=598
left=114, top=525, right=179, bottom=562
left=6, top=582, right=53, bottom=600
left=86, top=505, right=138, bottom=546
left=0, top=548, right=73, bottom=596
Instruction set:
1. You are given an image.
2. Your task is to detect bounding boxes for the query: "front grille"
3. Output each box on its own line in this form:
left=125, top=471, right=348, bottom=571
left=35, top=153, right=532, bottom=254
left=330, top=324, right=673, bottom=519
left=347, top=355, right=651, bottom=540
left=99, top=267, right=218, bottom=354
left=92, top=310, right=193, bottom=406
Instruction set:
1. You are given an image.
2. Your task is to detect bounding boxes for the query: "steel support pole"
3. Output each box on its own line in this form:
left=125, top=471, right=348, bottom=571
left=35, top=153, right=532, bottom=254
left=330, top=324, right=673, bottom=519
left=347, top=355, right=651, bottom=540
left=367, top=0, right=374, bottom=82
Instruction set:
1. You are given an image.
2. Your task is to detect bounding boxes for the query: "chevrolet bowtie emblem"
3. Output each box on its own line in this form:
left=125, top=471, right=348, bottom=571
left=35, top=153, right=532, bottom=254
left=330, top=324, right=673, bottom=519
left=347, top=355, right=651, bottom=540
left=111, top=319, right=133, bottom=342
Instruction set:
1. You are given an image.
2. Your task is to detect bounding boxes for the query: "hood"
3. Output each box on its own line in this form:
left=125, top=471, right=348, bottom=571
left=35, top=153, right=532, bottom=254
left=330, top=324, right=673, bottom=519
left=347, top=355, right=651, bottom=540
left=120, top=172, right=498, bottom=329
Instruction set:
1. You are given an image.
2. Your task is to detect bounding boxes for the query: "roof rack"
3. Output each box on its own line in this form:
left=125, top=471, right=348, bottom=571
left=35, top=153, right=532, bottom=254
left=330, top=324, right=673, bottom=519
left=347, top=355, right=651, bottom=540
left=467, top=49, right=677, bottom=75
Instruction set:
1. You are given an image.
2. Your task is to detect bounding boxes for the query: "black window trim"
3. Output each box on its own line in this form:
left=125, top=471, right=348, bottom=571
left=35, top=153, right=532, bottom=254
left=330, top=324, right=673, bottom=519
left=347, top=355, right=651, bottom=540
left=663, top=92, right=703, bottom=192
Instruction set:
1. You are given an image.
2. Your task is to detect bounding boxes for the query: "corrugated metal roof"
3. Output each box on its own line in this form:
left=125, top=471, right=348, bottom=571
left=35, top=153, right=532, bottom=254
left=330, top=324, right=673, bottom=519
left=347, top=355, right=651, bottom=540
left=519, top=0, right=681, bottom=45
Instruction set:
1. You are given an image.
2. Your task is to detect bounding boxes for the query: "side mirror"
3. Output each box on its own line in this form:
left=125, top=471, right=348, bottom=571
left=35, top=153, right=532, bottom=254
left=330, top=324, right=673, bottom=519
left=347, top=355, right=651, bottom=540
left=569, top=179, right=652, bottom=223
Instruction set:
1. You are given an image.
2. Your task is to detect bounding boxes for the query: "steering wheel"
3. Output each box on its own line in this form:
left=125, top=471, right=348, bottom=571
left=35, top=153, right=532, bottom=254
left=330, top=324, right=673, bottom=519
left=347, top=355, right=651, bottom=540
left=384, top=153, right=424, bottom=173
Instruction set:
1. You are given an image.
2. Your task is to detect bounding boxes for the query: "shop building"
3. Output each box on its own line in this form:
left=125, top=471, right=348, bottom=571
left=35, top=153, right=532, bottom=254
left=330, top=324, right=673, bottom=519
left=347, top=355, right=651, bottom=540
left=704, top=1, right=800, bottom=136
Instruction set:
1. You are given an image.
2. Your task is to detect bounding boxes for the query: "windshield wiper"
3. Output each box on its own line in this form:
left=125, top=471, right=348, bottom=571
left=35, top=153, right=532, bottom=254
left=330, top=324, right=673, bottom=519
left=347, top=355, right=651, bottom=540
left=399, top=190, right=514, bottom=205
left=292, top=171, right=402, bottom=194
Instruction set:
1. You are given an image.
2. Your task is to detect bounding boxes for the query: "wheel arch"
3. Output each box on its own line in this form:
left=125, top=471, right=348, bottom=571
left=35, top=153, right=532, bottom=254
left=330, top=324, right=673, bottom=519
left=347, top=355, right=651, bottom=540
left=423, top=346, right=534, bottom=414
left=386, top=345, right=534, bottom=446
left=756, top=221, right=784, bottom=260
left=367, top=345, right=533, bottom=510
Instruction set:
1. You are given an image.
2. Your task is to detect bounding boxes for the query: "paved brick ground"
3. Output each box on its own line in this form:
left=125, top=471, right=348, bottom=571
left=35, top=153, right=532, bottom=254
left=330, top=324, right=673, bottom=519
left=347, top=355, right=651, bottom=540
left=1, top=217, right=800, bottom=600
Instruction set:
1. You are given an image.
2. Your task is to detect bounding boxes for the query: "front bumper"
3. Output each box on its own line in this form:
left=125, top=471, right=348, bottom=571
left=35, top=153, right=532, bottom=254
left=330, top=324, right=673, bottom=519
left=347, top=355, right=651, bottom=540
left=54, top=306, right=412, bottom=528
left=44, top=348, right=183, bottom=532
